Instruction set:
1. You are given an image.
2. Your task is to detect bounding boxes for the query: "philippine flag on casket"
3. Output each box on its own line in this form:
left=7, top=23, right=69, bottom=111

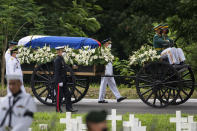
left=18, top=35, right=101, bottom=49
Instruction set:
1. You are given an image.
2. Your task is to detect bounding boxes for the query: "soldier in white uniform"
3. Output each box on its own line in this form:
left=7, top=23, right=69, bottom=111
left=98, top=38, right=126, bottom=103
left=7, top=48, right=26, bottom=94
left=0, top=74, right=36, bottom=131
left=5, top=42, right=17, bottom=75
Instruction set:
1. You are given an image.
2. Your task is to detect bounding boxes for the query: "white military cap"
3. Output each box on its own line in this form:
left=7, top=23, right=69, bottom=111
left=55, top=46, right=64, bottom=50
left=6, top=74, right=23, bottom=82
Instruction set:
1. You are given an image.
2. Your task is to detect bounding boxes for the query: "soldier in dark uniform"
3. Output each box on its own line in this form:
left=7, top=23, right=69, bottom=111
left=153, top=24, right=170, bottom=54
left=54, top=46, right=77, bottom=113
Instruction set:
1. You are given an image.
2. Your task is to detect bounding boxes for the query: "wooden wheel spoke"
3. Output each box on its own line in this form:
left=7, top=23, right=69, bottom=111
left=167, top=89, right=171, bottom=101
left=44, top=93, right=49, bottom=102
left=38, top=88, right=48, bottom=97
left=137, top=77, right=153, bottom=84
left=145, top=91, right=154, bottom=102
left=160, top=88, right=168, bottom=99
left=36, top=73, right=49, bottom=81
left=138, top=84, right=154, bottom=88
left=182, top=85, right=193, bottom=89
left=181, top=72, right=190, bottom=78
left=162, top=80, right=179, bottom=85
left=76, top=83, right=87, bottom=88
left=163, top=73, right=177, bottom=82
left=163, top=85, right=179, bottom=90
left=73, top=87, right=83, bottom=95
left=35, top=85, right=45, bottom=90
left=181, top=89, right=189, bottom=97
left=34, top=80, right=48, bottom=83
left=141, top=87, right=154, bottom=96
left=153, top=94, right=157, bottom=105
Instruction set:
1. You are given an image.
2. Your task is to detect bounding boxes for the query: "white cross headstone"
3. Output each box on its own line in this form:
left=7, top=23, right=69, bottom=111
left=123, top=114, right=146, bottom=131
left=76, top=116, right=87, bottom=131
left=107, top=109, right=122, bottom=131
left=39, top=124, right=48, bottom=130
left=181, top=116, right=197, bottom=131
left=60, top=112, right=72, bottom=131
left=170, top=111, right=188, bottom=131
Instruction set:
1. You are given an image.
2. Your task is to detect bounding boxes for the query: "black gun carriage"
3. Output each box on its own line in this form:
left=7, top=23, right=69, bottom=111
left=19, top=36, right=195, bottom=108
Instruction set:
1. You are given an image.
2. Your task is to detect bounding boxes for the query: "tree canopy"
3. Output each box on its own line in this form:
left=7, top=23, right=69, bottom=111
left=0, top=0, right=197, bottom=74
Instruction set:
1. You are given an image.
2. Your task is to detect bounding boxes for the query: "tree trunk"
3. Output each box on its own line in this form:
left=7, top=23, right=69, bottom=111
left=1, top=26, right=8, bottom=89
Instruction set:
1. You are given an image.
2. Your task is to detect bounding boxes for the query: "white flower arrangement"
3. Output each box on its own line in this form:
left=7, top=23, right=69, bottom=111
left=17, top=45, right=114, bottom=66
left=129, top=45, right=160, bottom=66
left=17, top=46, right=33, bottom=64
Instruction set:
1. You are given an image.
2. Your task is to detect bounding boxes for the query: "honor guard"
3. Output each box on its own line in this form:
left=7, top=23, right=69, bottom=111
left=98, top=38, right=126, bottom=103
left=54, top=46, right=77, bottom=113
left=5, top=42, right=17, bottom=75
left=0, top=74, right=36, bottom=131
left=6, top=48, right=26, bottom=94
left=153, top=24, right=171, bottom=54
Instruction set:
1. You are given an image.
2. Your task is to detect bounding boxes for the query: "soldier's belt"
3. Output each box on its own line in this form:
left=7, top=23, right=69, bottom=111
left=155, top=48, right=165, bottom=51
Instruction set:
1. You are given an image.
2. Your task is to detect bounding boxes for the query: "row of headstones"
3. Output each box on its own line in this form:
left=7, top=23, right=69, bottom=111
left=28, top=109, right=197, bottom=131
left=170, top=111, right=197, bottom=131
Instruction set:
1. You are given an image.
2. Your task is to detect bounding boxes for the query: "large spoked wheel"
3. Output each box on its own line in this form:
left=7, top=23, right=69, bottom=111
left=172, top=65, right=195, bottom=105
left=64, top=65, right=89, bottom=103
left=136, top=62, right=180, bottom=108
left=31, top=62, right=56, bottom=106
left=31, top=62, right=89, bottom=105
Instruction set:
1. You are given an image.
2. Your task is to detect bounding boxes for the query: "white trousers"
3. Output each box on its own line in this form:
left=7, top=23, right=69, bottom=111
left=98, top=77, right=121, bottom=101
left=161, top=47, right=185, bottom=64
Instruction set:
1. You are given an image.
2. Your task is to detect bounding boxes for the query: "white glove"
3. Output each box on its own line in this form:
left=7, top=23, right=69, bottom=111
left=59, top=82, right=63, bottom=87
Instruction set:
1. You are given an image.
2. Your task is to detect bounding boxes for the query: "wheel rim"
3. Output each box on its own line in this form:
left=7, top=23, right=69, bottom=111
left=136, top=62, right=180, bottom=108
left=172, top=66, right=195, bottom=105
left=31, top=62, right=56, bottom=106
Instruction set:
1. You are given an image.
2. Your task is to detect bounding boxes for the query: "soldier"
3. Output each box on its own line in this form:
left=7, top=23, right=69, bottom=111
left=0, top=74, right=36, bottom=131
left=7, top=48, right=26, bottom=94
left=153, top=24, right=178, bottom=64
left=98, top=38, right=126, bottom=103
left=153, top=24, right=171, bottom=54
left=5, top=42, right=17, bottom=75
left=54, top=46, right=77, bottom=112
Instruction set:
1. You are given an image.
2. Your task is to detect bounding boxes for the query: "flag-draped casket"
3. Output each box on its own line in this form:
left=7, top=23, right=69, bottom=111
left=18, top=35, right=101, bottom=49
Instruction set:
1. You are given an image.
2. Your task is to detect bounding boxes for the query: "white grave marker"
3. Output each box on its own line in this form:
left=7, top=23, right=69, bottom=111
left=107, top=109, right=122, bottom=131
left=170, top=111, right=187, bottom=131
left=76, top=116, right=87, bottom=131
left=123, top=114, right=146, bottom=131
left=60, top=112, right=72, bottom=130
left=39, top=124, right=48, bottom=130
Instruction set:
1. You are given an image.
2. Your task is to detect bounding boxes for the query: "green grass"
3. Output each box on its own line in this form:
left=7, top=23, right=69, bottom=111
left=31, top=112, right=197, bottom=131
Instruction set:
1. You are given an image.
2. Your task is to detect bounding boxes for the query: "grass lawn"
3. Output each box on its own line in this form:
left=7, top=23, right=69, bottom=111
left=1, top=84, right=197, bottom=99
left=32, top=112, right=197, bottom=131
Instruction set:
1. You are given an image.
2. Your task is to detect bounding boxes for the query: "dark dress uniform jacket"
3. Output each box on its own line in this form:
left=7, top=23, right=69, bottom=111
left=54, top=55, right=67, bottom=84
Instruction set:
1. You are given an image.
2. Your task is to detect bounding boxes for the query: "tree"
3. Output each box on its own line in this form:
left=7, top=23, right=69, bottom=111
left=0, top=0, right=40, bottom=87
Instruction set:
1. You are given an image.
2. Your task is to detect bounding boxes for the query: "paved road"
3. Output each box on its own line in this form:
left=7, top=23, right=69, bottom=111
left=36, top=99, right=197, bottom=114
